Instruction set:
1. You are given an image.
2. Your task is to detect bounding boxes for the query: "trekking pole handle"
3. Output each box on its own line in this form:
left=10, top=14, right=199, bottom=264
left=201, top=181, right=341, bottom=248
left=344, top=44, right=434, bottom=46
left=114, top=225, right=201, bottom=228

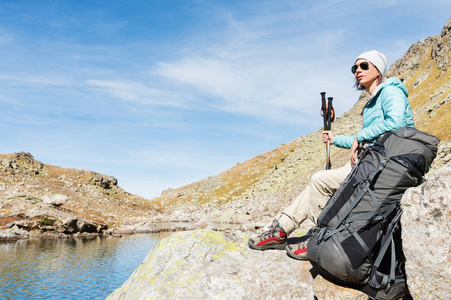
left=320, top=92, right=327, bottom=130
left=320, top=92, right=334, bottom=170
left=326, top=97, right=333, bottom=130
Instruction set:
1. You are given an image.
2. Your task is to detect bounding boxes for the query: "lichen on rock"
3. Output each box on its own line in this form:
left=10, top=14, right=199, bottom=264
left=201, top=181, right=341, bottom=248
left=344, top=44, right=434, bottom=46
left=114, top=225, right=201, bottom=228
left=107, top=229, right=366, bottom=300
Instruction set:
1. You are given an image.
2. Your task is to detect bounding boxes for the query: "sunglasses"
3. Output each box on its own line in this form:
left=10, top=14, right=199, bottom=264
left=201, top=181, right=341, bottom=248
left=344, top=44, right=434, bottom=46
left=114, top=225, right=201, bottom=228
left=351, top=61, right=370, bottom=74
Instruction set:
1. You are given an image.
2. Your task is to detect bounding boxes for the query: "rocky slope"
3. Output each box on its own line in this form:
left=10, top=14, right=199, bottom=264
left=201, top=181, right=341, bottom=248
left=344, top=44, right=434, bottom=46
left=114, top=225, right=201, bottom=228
left=0, top=152, right=158, bottom=238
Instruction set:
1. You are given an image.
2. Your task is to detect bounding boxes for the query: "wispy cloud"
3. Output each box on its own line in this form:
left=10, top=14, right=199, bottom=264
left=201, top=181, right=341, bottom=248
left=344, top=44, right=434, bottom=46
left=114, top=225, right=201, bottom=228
left=86, top=79, right=197, bottom=109
left=150, top=6, right=353, bottom=125
left=154, top=57, right=323, bottom=125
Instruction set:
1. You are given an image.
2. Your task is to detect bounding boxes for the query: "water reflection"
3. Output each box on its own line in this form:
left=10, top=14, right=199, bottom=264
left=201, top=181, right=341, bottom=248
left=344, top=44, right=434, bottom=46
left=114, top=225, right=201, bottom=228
left=0, top=232, right=171, bottom=300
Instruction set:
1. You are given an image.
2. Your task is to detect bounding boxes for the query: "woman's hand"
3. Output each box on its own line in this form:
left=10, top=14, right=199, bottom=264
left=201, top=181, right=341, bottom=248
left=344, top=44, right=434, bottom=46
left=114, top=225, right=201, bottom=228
left=322, top=131, right=334, bottom=144
left=350, top=138, right=360, bottom=166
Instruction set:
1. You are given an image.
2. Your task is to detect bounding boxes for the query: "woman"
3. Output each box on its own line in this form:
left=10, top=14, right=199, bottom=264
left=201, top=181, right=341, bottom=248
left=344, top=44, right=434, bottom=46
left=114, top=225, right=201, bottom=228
left=248, top=50, right=415, bottom=260
left=325, top=50, right=414, bottom=166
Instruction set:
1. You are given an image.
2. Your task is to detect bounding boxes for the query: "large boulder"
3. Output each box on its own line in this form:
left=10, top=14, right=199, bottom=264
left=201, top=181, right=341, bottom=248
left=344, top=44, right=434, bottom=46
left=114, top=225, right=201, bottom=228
left=107, top=229, right=366, bottom=299
left=42, top=193, right=69, bottom=207
left=401, top=163, right=451, bottom=299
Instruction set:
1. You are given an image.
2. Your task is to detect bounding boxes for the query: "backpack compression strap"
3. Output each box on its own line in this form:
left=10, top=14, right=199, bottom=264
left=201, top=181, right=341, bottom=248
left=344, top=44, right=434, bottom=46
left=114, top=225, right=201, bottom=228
left=368, top=207, right=403, bottom=290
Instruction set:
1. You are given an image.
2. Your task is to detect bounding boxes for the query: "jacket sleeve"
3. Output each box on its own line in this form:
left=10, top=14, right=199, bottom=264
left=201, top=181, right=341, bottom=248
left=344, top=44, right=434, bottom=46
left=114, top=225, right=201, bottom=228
left=355, top=86, right=408, bottom=143
left=332, top=134, right=355, bottom=149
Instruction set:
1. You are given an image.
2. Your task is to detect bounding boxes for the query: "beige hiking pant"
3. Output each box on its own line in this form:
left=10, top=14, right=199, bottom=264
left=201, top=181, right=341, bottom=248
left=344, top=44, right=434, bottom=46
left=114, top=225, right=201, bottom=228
left=278, top=163, right=352, bottom=235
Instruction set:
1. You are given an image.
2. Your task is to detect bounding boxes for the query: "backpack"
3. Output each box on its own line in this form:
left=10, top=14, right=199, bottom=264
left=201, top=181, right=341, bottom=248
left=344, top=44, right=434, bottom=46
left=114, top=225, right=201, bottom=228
left=306, top=127, right=439, bottom=299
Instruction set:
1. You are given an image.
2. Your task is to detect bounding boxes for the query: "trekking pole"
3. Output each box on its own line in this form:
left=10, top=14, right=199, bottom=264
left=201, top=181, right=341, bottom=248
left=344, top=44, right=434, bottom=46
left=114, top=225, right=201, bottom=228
left=320, top=92, right=335, bottom=170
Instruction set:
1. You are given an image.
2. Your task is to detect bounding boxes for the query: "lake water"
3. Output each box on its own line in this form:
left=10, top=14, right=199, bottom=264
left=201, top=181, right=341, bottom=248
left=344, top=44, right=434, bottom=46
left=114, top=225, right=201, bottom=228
left=0, top=232, right=171, bottom=300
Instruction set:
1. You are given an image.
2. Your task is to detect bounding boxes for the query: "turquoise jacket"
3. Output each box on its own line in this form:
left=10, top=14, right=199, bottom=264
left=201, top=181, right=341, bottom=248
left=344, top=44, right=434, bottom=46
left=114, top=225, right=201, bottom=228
left=333, top=77, right=415, bottom=149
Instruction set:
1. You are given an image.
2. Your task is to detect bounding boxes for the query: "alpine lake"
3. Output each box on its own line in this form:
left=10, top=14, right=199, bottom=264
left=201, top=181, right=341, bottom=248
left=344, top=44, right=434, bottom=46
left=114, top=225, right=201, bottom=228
left=0, top=231, right=171, bottom=300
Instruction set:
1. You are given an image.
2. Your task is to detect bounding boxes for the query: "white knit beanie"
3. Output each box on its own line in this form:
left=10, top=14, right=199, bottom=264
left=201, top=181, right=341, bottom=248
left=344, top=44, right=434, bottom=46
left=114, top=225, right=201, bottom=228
left=356, top=50, right=387, bottom=77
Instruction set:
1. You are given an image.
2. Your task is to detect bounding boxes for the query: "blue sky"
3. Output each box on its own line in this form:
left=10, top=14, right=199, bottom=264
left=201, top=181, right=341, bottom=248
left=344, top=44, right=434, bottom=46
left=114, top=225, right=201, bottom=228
left=0, top=1, right=449, bottom=199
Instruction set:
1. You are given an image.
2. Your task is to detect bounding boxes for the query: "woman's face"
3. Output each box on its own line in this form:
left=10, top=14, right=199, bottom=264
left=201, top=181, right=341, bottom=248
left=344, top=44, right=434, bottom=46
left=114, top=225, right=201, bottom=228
left=353, top=58, right=381, bottom=90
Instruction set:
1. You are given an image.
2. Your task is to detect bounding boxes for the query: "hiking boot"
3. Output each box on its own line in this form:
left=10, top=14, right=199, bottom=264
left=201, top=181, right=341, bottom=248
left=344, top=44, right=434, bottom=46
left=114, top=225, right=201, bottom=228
left=248, top=219, right=287, bottom=250
left=285, top=236, right=310, bottom=260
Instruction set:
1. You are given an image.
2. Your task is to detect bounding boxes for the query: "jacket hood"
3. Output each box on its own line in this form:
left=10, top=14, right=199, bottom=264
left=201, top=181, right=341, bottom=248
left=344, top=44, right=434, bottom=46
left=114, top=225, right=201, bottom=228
left=373, top=77, right=408, bottom=98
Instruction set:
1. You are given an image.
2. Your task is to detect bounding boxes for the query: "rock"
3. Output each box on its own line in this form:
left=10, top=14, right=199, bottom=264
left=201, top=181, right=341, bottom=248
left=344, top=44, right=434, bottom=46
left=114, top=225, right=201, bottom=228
left=14, top=220, right=34, bottom=229
left=401, top=163, right=451, bottom=300
left=73, top=233, right=84, bottom=239
left=311, top=275, right=367, bottom=300
left=60, top=217, right=79, bottom=233
left=191, top=219, right=209, bottom=229
left=0, top=197, right=105, bottom=235
left=5, top=222, right=15, bottom=228
left=235, top=213, right=251, bottom=223
left=77, top=220, right=99, bottom=233
left=42, top=194, right=68, bottom=207
left=58, top=232, right=70, bottom=238
left=1, top=158, right=18, bottom=169
left=107, top=229, right=366, bottom=300
left=89, top=172, right=118, bottom=189
left=103, top=228, right=115, bottom=235
left=219, top=209, right=235, bottom=222
left=60, top=216, right=99, bottom=234
left=0, top=228, right=18, bottom=240
left=134, top=226, right=151, bottom=233
left=0, top=225, right=29, bottom=240
left=115, top=227, right=134, bottom=235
